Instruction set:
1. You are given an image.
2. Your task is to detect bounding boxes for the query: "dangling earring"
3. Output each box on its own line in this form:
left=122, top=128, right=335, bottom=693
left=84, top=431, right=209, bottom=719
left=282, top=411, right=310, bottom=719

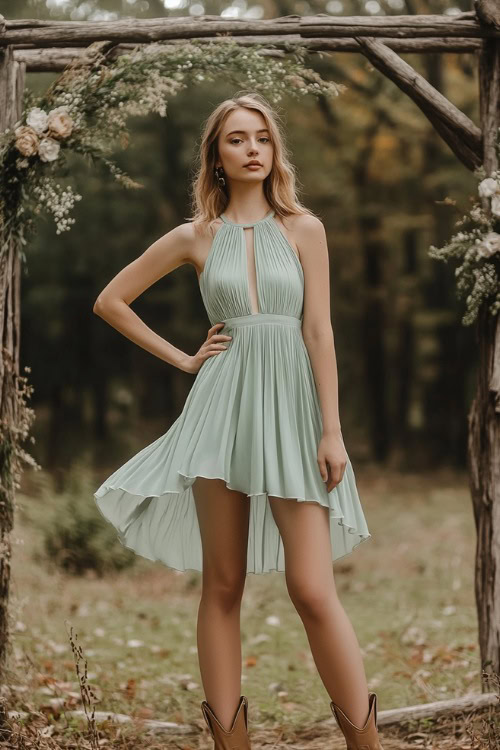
left=215, top=166, right=226, bottom=188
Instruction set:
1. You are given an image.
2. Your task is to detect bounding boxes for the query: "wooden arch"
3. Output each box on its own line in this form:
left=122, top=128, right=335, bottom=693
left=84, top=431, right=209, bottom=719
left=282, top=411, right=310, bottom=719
left=0, top=3, right=499, bottom=691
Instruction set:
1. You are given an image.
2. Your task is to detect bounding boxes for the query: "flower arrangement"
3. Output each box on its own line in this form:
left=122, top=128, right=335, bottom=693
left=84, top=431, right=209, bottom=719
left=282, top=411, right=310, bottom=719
left=428, top=137, right=500, bottom=326
left=0, top=38, right=346, bottom=260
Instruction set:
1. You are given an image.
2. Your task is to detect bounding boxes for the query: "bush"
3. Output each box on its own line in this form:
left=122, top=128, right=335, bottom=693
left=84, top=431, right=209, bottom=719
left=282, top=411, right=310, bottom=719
left=29, top=461, right=137, bottom=576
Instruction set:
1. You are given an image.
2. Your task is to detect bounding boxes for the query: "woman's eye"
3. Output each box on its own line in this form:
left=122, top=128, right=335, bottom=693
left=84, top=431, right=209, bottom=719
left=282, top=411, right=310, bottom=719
left=230, top=137, right=270, bottom=144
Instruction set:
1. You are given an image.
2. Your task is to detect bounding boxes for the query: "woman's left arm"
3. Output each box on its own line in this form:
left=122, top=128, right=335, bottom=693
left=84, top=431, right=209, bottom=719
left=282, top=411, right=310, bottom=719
left=294, top=214, right=348, bottom=492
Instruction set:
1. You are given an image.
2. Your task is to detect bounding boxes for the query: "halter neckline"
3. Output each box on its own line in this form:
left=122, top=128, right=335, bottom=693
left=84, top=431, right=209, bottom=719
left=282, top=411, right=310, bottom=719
left=220, top=209, right=275, bottom=228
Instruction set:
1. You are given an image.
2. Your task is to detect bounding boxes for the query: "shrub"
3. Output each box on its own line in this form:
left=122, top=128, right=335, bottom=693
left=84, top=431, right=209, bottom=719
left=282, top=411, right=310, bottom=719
left=30, top=461, right=136, bottom=576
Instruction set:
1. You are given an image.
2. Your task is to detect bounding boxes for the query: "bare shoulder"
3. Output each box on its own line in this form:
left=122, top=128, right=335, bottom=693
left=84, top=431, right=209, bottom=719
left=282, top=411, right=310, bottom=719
left=166, top=220, right=196, bottom=258
left=291, top=213, right=325, bottom=238
left=277, top=212, right=326, bottom=263
left=177, top=216, right=224, bottom=278
left=158, top=219, right=215, bottom=267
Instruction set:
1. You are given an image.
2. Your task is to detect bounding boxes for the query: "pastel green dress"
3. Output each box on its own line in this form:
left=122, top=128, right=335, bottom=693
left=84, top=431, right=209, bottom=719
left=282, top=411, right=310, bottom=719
left=93, top=209, right=371, bottom=573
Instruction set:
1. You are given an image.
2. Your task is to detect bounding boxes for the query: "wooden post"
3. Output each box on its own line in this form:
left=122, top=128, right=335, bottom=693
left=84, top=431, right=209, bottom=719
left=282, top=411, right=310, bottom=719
left=0, top=40, right=25, bottom=682
left=468, top=14, right=500, bottom=687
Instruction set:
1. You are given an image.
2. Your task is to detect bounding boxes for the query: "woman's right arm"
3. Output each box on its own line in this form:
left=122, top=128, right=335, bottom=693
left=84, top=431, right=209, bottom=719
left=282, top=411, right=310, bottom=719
left=93, top=223, right=197, bottom=373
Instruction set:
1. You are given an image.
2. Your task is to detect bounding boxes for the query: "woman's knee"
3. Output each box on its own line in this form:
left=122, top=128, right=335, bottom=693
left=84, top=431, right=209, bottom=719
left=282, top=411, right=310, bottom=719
left=286, top=578, right=338, bottom=621
left=201, top=565, right=246, bottom=611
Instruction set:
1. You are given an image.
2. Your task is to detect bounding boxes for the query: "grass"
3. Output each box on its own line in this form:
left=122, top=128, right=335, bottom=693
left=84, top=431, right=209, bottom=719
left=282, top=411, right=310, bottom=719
left=4, top=463, right=497, bottom=748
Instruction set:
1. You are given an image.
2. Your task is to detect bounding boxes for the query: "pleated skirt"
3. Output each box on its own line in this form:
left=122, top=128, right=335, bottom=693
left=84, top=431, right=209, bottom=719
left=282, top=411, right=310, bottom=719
left=94, top=313, right=371, bottom=573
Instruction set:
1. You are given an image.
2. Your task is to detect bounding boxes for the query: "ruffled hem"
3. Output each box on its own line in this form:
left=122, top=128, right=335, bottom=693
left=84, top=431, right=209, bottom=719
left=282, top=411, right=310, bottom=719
left=94, top=466, right=372, bottom=575
left=93, top=320, right=372, bottom=574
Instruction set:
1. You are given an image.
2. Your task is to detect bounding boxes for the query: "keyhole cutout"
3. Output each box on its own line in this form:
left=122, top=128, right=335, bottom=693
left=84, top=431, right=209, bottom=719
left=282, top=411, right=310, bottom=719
left=244, top=226, right=260, bottom=315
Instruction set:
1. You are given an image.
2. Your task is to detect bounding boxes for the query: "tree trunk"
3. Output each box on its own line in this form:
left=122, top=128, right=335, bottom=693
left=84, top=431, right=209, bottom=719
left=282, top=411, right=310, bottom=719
left=393, top=227, right=417, bottom=462
left=421, top=52, right=460, bottom=467
left=353, top=118, right=390, bottom=463
left=0, top=45, right=25, bottom=683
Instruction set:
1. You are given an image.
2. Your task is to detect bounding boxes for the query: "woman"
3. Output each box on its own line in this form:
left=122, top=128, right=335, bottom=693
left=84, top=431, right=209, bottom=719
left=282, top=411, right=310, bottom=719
left=93, top=91, right=382, bottom=750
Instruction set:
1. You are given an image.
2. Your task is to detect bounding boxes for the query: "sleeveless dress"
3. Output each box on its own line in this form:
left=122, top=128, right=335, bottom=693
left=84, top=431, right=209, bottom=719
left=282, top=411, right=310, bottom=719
left=93, top=209, right=371, bottom=574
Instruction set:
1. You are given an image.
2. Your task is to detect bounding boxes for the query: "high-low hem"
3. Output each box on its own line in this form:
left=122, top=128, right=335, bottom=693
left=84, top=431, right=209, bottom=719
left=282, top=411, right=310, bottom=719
left=94, top=467, right=372, bottom=575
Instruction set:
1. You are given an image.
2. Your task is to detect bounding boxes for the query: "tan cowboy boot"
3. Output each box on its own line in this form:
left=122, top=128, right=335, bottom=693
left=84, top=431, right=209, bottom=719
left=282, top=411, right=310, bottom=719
left=201, top=694, right=251, bottom=750
left=330, top=692, right=384, bottom=749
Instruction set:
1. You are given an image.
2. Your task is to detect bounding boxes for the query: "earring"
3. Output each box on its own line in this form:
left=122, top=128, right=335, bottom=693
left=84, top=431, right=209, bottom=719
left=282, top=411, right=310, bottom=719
left=215, top=166, right=226, bottom=188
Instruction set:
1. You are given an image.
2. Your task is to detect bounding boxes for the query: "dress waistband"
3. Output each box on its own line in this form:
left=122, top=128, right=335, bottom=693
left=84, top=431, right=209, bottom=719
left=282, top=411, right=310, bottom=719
left=221, top=313, right=303, bottom=329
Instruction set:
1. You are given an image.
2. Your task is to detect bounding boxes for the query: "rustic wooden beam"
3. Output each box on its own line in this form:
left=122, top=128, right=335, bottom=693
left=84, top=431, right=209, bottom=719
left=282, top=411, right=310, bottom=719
left=299, top=12, right=498, bottom=38
left=0, top=44, right=25, bottom=683
left=11, top=37, right=483, bottom=73
left=371, top=692, right=499, bottom=726
left=418, top=103, right=483, bottom=170
left=0, top=14, right=498, bottom=48
left=354, top=36, right=483, bottom=170
left=479, top=42, right=500, bottom=175
left=469, top=33, right=500, bottom=689
left=475, top=0, right=500, bottom=29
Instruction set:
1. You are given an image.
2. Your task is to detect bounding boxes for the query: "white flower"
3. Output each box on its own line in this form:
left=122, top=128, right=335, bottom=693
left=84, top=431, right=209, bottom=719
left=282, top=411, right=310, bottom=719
left=26, top=107, right=49, bottom=134
left=475, top=231, right=500, bottom=258
left=470, top=205, right=487, bottom=223
left=16, top=157, right=29, bottom=169
left=478, top=177, right=499, bottom=199
left=491, top=194, right=500, bottom=218
left=38, top=137, right=60, bottom=162
left=49, top=106, right=70, bottom=115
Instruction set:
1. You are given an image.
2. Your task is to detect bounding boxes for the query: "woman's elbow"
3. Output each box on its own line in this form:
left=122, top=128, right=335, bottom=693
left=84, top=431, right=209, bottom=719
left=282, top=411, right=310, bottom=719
left=302, top=323, right=334, bottom=344
left=93, top=296, right=105, bottom=316
left=93, top=295, right=114, bottom=317
left=93, top=294, right=127, bottom=319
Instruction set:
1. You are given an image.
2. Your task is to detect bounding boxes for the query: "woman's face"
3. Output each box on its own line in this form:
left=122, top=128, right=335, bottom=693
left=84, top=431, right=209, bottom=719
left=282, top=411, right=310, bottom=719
left=216, top=108, right=273, bottom=184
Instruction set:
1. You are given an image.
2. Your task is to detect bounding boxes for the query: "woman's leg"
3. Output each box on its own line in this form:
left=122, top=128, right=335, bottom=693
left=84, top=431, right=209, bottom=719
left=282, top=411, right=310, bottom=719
left=193, top=477, right=250, bottom=731
left=268, top=496, right=370, bottom=727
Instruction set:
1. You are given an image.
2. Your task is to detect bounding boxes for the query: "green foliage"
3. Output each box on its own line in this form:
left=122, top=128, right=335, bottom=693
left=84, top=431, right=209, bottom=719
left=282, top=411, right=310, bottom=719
left=428, top=153, right=500, bottom=326
left=0, top=37, right=345, bottom=246
left=29, top=462, right=137, bottom=576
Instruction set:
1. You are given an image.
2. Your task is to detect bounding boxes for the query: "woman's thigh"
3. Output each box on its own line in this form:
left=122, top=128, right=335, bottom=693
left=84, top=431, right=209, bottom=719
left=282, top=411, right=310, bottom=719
left=268, top=496, right=337, bottom=609
left=193, top=477, right=250, bottom=590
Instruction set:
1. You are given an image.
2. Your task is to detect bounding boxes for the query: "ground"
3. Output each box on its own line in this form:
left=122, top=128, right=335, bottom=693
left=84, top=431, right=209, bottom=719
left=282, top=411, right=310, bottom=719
left=2, top=465, right=499, bottom=748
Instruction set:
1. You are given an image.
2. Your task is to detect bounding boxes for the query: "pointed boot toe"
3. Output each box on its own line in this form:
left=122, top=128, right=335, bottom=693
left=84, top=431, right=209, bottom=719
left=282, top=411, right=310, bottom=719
left=330, top=692, right=384, bottom=750
left=201, top=694, right=251, bottom=750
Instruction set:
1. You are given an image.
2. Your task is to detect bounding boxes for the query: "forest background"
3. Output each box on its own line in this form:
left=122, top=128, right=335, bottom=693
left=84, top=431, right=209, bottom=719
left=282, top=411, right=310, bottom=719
left=8, top=0, right=479, bottom=478
left=3, top=0, right=487, bottom=733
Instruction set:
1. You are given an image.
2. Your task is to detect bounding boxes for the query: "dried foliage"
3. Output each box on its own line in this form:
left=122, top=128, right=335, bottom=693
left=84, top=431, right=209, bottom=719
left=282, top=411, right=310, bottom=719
left=428, top=133, right=500, bottom=325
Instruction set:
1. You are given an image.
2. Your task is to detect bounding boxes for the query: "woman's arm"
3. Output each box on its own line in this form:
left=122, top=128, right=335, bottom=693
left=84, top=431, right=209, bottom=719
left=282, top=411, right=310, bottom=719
left=93, top=222, right=195, bottom=372
left=295, top=214, right=347, bottom=490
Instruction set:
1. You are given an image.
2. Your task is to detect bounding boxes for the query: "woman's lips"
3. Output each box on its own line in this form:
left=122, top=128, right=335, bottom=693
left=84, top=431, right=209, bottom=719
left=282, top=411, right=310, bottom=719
left=244, top=164, right=262, bottom=169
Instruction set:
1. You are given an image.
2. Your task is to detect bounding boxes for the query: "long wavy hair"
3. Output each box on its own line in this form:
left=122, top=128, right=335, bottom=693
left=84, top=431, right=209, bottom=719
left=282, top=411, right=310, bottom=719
left=188, top=91, right=316, bottom=232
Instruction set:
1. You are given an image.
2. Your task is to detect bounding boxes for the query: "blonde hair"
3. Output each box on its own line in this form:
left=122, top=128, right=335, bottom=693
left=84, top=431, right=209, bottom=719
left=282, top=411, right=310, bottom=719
left=188, top=90, right=316, bottom=231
